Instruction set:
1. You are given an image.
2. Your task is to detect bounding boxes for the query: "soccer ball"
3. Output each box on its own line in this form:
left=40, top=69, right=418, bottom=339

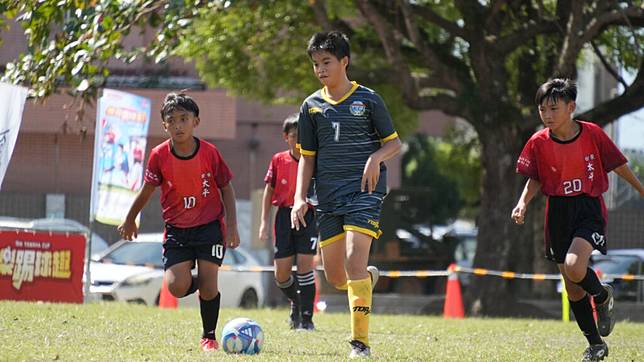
left=221, top=318, right=264, bottom=354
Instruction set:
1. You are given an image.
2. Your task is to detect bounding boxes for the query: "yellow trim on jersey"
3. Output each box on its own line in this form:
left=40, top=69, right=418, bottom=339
left=320, top=232, right=345, bottom=248
left=300, top=148, right=317, bottom=156
left=381, top=132, right=399, bottom=143
left=309, top=106, right=323, bottom=114
left=296, top=143, right=301, bottom=149
left=343, top=225, right=383, bottom=239
left=321, top=81, right=359, bottom=105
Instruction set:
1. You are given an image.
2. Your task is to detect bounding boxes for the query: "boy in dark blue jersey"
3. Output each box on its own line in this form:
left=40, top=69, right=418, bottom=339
left=291, top=31, right=402, bottom=358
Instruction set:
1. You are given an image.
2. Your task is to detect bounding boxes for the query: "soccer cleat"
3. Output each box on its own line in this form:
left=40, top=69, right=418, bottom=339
left=299, top=319, right=315, bottom=331
left=582, top=342, right=608, bottom=362
left=289, top=301, right=301, bottom=329
left=199, top=337, right=219, bottom=352
left=348, top=339, right=371, bottom=359
left=595, top=284, right=615, bottom=337
left=367, top=265, right=379, bottom=290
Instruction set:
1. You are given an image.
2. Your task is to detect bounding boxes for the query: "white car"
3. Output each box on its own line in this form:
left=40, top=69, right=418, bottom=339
left=89, top=233, right=266, bottom=308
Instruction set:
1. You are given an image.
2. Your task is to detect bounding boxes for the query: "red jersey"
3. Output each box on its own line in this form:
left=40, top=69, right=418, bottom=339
left=264, top=150, right=298, bottom=207
left=516, top=121, right=627, bottom=197
left=144, top=138, right=233, bottom=228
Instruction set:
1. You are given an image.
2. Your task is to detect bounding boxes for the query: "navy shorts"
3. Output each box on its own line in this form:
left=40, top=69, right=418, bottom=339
left=162, top=219, right=225, bottom=270
left=317, top=192, right=384, bottom=248
left=274, top=207, right=318, bottom=258
left=545, top=194, right=607, bottom=263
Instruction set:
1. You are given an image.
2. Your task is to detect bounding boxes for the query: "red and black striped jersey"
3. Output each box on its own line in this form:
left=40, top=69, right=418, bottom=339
left=516, top=121, right=626, bottom=197
left=144, top=138, right=233, bottom=227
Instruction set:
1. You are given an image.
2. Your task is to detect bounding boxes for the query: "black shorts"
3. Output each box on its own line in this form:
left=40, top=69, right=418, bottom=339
left=317, top=192, right=384, bottom=248
left=162, top=219, right=225, bottom=270
left=545, top=194, right=607, bottom=263
left=274, top=207, right=318, bottom=259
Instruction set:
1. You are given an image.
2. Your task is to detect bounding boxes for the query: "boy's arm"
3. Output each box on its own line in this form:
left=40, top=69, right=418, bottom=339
left=291, top=154, right=315, bottom=230
left=613, top=164, right=644, bottom=196
left=259, top=184, right=274, bottom=241
left=117, top=183, right=156, bottom=240
left=220, top=183, right=240, bottom=248
left=511, top=178, right=541, bottom=225
left=362, top=137, right=402, bottom=193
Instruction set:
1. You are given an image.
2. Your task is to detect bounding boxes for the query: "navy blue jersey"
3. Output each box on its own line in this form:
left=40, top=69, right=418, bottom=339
left=298, top=82, right=398, bottom=209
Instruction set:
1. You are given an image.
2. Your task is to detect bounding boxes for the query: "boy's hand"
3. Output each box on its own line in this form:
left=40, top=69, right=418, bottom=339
left=258, top=222, right=269, bottom=242
left=226, top=225, right=240, bottom=249
left=361, top=155, right=381, bottom=194
left=117, top=220, right=138, bottom=241
left=291, top=198, right=308, bottom=231
left=511, top=203, right=527, bottom=225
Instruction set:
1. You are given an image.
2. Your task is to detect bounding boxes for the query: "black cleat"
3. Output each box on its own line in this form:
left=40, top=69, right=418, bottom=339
left=299, top=319, right=315, bottom=331
left=595, top=284, right=615, bottom=337
left=348, top=339, right=371, bottom=359
left=582, top=342, right=608, bottom=362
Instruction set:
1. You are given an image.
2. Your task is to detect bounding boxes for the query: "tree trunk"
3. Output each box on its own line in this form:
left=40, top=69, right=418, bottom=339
left=467, top=124, right=530, bottom=316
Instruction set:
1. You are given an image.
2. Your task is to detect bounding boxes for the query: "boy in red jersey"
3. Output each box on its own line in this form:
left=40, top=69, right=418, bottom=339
left=259, top=115, right=318, bottom=330
left=118, top=92, right=240, bottom=353
left=512, top=79, right=644, bottom=361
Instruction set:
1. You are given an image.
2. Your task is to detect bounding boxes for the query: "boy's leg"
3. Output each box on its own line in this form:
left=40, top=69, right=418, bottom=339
left=197, top=259, right=221, bottom=347
left=565, top=237, right=614, bottom=336
left=318, top=212, right=349, bottom=290
left=295, top=254, right=316, bottom=329
left=275, top=256, right=300, bottom=329
left=559, top=264, right=606, bottom=354
left=274, top=207, right=301, bottom=328
left=345, top=231, right=373, bottom=349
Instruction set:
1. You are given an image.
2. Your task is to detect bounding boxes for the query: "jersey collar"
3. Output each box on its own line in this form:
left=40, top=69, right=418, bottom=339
left=170, top=137, right=201, bottom=160
left=321, top=81, right=359, bottom=105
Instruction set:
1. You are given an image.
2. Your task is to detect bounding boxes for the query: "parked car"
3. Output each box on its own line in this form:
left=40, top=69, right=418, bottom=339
left=89, top=233, right=266, bottom=308
left=591, top=249, right=644, bottom=302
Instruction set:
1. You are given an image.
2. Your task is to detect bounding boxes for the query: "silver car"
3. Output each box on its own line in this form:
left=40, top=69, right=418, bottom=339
left=89, top=233, right=266, bottom=308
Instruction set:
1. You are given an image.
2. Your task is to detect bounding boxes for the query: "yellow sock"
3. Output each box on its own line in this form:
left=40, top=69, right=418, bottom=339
left=347, top=277, right=372, bottom=346
left=335, top=282, right=348, bottom=291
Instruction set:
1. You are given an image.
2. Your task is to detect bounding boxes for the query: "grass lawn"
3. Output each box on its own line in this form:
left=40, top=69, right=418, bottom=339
left=1, top=301, right=642, bottom=361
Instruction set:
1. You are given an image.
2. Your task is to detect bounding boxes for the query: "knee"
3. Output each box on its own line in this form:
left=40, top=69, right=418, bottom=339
left=324, top=271, right=346, bottom=288
left=275, top=270, right=292, bottom=285
left=167, top=282, right=187, bottom=298
left=563, top=259, right=586, bottom=283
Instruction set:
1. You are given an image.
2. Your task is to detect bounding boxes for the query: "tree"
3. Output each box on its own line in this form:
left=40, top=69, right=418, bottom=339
left=2, top=0, right=643, bottom=315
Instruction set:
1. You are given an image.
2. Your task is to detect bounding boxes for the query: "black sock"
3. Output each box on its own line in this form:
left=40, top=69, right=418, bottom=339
left=199, top=293, right=220, bottom=340
left=575, top=268, right=607, bottom=303
left=276, top=274, right=299, bottom=303
left=297, top=271, right=316, bottom=322
left=183, top=276, right=198, bottom=297
left=570, top=296, right=603, bottom=345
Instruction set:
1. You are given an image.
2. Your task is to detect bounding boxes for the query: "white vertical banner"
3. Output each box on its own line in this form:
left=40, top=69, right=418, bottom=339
left=0, top=83, right=28, bottom=190
left=90, top=89, right=151, bottom=225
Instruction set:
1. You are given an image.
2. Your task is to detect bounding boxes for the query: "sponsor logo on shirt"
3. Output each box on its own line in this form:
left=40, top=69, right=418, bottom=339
left=349, top=101, right=366, bottom=116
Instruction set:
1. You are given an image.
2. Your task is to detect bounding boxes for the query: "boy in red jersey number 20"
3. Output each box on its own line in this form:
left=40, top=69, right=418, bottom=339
left=512, top=79, right=644, bottom=362
left=118, top=92, right=240, bottom=353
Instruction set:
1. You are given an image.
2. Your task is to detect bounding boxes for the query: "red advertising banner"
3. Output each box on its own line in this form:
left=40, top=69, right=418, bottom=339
left=0, top=229, right=86, bottom=303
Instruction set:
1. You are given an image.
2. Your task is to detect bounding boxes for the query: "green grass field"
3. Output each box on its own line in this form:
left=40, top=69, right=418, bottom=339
left=1, top=301, right=642, bottom=361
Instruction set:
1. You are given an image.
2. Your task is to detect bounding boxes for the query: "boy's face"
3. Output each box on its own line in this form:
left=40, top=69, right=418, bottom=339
left=310, top=51, right=349, bottom=87
left=284, top=128, right=298, bottom=151
left=538, top=98, right=575, bottom=130
left=162, top=109, right=199, bottom=143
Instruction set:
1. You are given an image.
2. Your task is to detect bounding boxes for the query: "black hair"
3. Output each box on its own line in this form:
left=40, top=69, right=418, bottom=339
left=307, top=31, right=351, bottom=68
left=160, top=92, right=199, bottom=121
left=282, top=114, right=298, bottom=134
left=535, top=78, right=577, bottom=106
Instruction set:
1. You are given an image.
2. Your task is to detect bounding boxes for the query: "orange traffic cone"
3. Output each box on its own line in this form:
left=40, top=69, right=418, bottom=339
left=443, top=263, right=464, bottom=319
left=159, top=274, right=178, bottom=309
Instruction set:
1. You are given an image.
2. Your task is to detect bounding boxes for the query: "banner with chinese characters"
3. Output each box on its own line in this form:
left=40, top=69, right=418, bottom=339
left=90, top=89, right=151, bottom=225
left=0, top=230, right=86, bottom=303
